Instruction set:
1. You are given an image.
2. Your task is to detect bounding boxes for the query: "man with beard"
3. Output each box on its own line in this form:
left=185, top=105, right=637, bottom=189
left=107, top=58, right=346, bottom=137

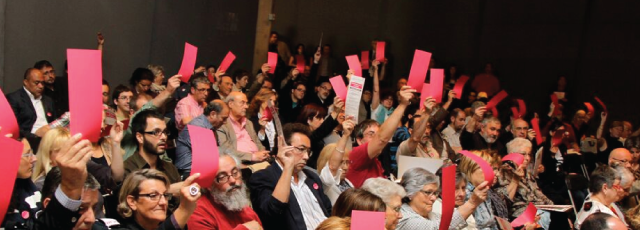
left=124, top=109, right=182, bottom=195
left=442, top=108, right=466, bottom=152
left=188, top=153, right=263, bottom=230
left=249, top=123, right=332, bottom=230
left=306, top=80, right=333, bottom=110
left=34, top=60, right=69, bottom=116
left=396, top=97, right=439, bottom=159
left=460, top=101, right=507, bottom=156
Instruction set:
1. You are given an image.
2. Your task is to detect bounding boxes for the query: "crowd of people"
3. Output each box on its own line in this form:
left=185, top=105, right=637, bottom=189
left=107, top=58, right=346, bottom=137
left=2, top=31, right=640, bottom=230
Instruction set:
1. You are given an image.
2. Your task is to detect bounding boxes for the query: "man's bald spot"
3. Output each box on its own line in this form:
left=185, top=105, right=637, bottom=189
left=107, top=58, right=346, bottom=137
left=610, top=148, right=632, bottom=161
left=512, top=118, right=528, bottom=127
left=24, top=68, right=42, bottom=80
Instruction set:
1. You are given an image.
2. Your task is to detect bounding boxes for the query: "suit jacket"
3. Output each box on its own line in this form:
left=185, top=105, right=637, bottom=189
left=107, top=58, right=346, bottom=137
left=6, top=88, right=56, bottom=152
left=248, top=161, right=332, bottom=230
left=430, top=108, right=456, bottom=160
left=216, top=118, right=265, bottom=161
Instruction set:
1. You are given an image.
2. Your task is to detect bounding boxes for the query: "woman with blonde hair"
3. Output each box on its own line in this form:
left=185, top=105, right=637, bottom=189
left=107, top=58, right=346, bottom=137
left=248, top=88, right=278, bottom=150
left=32, top=127, right=70, bottom=190
left=316, top=217, right=351, bottom=230
left=317, top=117, right=355, bottom=204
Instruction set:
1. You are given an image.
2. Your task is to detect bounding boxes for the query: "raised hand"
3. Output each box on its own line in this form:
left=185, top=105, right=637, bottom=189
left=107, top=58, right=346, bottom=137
left=178, top=173, right=202, bottom=213
left=470, top=181, right=490, bottom=205
left=194, top=66, right=206, bottom=74
left=109, top=120, right=124, bottom=143
left=342, top=117, right=356, bottom=137
left=527, top=129, right=536, bottom=141
left=448, top=90, right=456, bottom=102
left=474, top=106, right=487, bottom=120
left=314, top=48, right=321, bottom=63
left=276, top=136, right=296, bottom=170
left=398, top=86, right=416, bottom=106
left=55, top=133, right=93, bottom=198
left=346, top=69, right=354, bottom=81
left=97, top=32, right=105, bottom=46
left=166, top=75, right=182, bottom=94
left=423, top=96, right=436, bottom=113
left=261, top=63, right=271, bottom=75
left=333, top=97, right=345, bottom=114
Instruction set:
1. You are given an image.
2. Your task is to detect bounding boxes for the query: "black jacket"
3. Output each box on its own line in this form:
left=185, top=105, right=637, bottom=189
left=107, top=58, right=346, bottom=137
left=460, top=130, right=507, bottom=156
left=248, top=161, right=332, bottom=230
left=6, top=88, right=56, bottom=152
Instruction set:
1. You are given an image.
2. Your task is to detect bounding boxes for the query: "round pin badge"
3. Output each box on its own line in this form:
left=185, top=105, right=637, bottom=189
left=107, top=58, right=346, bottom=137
left=189, top=185, right=200, bottom=196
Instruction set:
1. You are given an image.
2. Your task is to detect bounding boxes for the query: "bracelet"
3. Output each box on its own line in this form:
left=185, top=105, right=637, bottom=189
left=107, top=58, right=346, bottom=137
left=336, top=148, right=345, bottom=153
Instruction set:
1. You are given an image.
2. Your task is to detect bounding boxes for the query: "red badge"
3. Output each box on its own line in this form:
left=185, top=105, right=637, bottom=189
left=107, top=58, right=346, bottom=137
left=313, top=183, right=319, bottom=190
left=46, top=112, right=52, bottom=117
left=21, top=211, right=29, bottom=219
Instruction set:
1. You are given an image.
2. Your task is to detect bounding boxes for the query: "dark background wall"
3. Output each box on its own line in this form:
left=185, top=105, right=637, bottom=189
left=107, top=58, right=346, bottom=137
left=272, top=0, right=640, bottom=125
left=0, top=0, right=258, bottom=94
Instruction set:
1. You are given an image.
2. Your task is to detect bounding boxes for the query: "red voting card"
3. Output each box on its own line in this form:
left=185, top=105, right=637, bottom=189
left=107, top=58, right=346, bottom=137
left=361, top=51, right=370, bottom=70
left=485, top=90, right=508, bottom=110
left=550, top=94, right=560, bottom=116
left=407, top=50, right=432, bottom=92
left=491, top=107, right=499, bottom=118
left=594, top=97, right=607, bottom=113
left=511, top=107, right=520, bottom=119
left=511, top=203, right=537, bottom=227
left=584, top=102, right=595, bottom=115
left=0, top=88, right=19, bottom=139
left=329, top=75, right=348, bottom=101
left=0, top=137, right=23, bottom=225
left=452, top=75, right=469, bottom=99
left=531, top=118, right=543, bottom=145
left=502, top=153, right=525, bottom=167
left=352, top=210, right=385, bottom=230
left=420, top=83, right=431, bottom=110
left=262, top=107, right=273, bottom=122
left=460, top=150, right=495, bottom=185
left=67, top=49, right=103, bottom=143
left=267, top=52, right=278, bottom=74
left=178, top=43, right=198, bottom=83
left=439, top=165, right=457, bottom=230
left=429, top=68, right=445, bottom=103
left=188, top=125, right=220, bottom=189
left=296, top=55, right=305, bottom=73
left=376, top=41, right=385, bottom=61
left=517, top=99, right=526, bottom=118
left=346, top=55, right=363, bottom=77
left=218, top=51, right=236, bottom=73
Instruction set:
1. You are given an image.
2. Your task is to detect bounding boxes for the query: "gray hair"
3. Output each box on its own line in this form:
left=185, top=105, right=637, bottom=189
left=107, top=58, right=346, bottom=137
left=361, top=178, right=406, bottom=204
left=400, top=167, right=439, bottom=199
left=625, top=136, right=640, bottom=150
left=506, top=137, right=532, bottom=154
left=190, top=76, right=211, bottom=90
left=224, top=91, right=245, bottom=104
left=614, top=165, right=634, bottom=187
left=147, top=64, right=164, bottom=76
left=589, top=165, right=621, bottom=194
left=481, top=116, right=501, bottom=127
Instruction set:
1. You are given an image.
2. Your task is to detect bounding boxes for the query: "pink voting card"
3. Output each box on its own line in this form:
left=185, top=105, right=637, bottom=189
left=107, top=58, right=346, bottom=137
left=439, top=165, right=457, bottom=230
left=361, top=51, right=370, bottom=70
left=178, top=42, right=198, bottom=83
left=485, top=90, right=508, bottom=110
left=0, top=88, right=19, bottom=139
left=594, top=97, right=607, bottom=113
left=376, top=41, right=385, bottom=61
left=329, top=75, right=347, bottom=101
left=452, top=75, right=469, bottom=99
left=218, top=51, right=236, bottom=73
left=531, top=118, right=543, bottom=145
left=550, top=94, right=560, bottom=116
left=517, top=99, right=527, bottom=117
left=262, top=107, right=273, bottom=122
left=188, top=125, right=220, bottom=189
left=67, top=49, right=103, bottom=143
left=407, top=50, right=432, bottom=92
left=502, top=153, right=525, bottom=167
left=429, top=68, right=445, bottom=103
left=296, top=55, right=305, bottom=73
left=352, top=210, right=385, bottom=230
left=511, top=203, right=537, bottom=227
left=420, top=83, right=431, bottom=110
left=584, top=102, right=595, bottom=115
left=511, top=107, right=520, bottom=119
left=346, top=55, right=362, bottom=77
left=267, top=52, right=278, bottom=74
left=460, top=150, right=495, bottom=185
left=0, top=136, right=23, bottom=225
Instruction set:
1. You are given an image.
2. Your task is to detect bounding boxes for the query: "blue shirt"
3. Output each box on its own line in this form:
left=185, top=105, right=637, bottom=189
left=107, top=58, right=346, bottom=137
left=175, top=115, right=214, bottom=170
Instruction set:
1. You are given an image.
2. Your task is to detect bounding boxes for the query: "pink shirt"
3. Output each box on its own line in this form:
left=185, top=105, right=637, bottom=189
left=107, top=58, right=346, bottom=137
left=175, top=94, right=204, bottom=130
left=228, top=116, right=259, bottom=153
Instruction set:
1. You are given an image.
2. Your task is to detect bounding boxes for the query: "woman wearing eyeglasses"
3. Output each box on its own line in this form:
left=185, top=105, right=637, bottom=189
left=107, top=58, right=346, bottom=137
left=2, top=138, right=40, bottom=229
left=296, top=97, right=344, bottom=169
left=397, top=167, right=488, bottom=230
left=115, top=169, right=201, bottom=230
left=317, top=117, right=356, bottom=205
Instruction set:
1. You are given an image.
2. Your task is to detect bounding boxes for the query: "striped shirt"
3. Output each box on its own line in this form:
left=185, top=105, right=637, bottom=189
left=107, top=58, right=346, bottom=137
left=175, top=94, right=204, bottom=130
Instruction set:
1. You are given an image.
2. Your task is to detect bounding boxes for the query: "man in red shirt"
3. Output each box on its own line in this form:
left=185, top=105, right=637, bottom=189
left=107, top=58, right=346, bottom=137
left=188, top=153, right=262, bottom=230
left=346, top=86, right=415, bottom=188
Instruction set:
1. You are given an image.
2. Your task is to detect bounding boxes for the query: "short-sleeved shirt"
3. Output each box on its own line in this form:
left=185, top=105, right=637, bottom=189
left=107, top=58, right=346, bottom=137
left=124, top=151, right=181, bottom=184
left=175, top=94, right=204, bottom=130
left=345, top=142, right=384, bottom=188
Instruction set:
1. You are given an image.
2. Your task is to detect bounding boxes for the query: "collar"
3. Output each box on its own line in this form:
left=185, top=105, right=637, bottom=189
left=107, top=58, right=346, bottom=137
left=275, top=160, right=306, bottom=185
left=229, top=114, right=246, bottom=127
left=130, top=151, right=164, bottom=171
left=23, top=87, right=41, bottom=100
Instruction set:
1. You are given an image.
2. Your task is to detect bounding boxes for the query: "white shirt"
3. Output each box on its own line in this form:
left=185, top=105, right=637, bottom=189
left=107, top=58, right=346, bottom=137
left=574, top=195, right=628, bottom=229
left=433, top=199, right=477, bottom=230
left=276, top=161, right=327, bottom=230
left=442, top=125, right=462, bottom=149
left=319, top=162, right=354, bottom=205
left=24, top=87, right=48, bottom=133
left=257, top=112, right=276, bottom=149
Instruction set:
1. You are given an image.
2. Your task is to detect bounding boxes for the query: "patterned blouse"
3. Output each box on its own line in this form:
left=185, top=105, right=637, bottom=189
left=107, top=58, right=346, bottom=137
left=496, top=168, right=553, bottom=219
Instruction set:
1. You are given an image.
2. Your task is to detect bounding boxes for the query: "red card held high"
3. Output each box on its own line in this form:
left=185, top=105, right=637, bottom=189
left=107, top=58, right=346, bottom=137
left=67, top=49, right=104, bottom=143
left=517, top=99, right=527, bottom=118
left=0, top=136, right=23, bottom=225
left=511, top=107, right=520, bottom=119
left=594, top=96, right=607, bottom=113
left=531, top=118, right=543, bottom=145
left=346, top=55, right=363, bottom=77
left=460, top=150, right=495, bottom=185
left=351, top=210, right=385, bottom=230
left=452, top=75, right=469, bottom=99
left=420, top=83, right=431, bottom=110
left=584, top=102, right=595, bottom=115
left=178, top=42, right=198, bottom=83
left=188, top=125, right=220, bottom=189
left=267, top=52, right=278, bottom=74
left=0, top=88, right=19, bottom=139
left=376, top=41, right=385, bottom=61
left=218, top=51, right=236, bottom=73
left=485, top=90, right=508, bottom=110
left=361, top=51, right=370, bottom=70
left=511, top=203, right=537, bottom=227
left=407, top=49, right=432, bottom=92
left=329, top=75, right=348, bottom=101
left=429, top=68, right=445, bottom=103
left=296, top=55, right=305, bottom=73
left=439, top=165, right=457, bottom=230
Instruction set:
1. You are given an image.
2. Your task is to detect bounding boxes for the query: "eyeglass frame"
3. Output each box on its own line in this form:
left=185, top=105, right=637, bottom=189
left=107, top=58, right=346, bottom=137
left=136, top=192, right=172, bottom=202
left=216, top=168, right=242, bottom=183
left=420, top=189, right=440, bottom=198
left=142, top=129, right=170, bottom=137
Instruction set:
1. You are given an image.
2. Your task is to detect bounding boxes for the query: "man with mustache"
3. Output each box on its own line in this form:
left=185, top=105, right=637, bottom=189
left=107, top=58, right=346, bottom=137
left=188, top=153, right=263, bottom=230
left=460, top=101, right=507, bottom=156
left=249, top=123, right=332, bottom=230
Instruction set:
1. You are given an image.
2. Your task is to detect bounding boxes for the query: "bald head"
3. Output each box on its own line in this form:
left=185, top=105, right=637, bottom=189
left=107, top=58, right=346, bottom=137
left=581, top=212, right=627, bottom=230
left=226, top=92, right=248, bottom=119
left=23, top=68, right=45, bottom=98
left=609, top=148, right=632, bottom=169
left=511, top=118, right=530, bottom=138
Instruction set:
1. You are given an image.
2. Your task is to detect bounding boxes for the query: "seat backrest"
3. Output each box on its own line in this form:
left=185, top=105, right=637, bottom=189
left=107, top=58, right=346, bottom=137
left=565, top=174, right=589, bottom=191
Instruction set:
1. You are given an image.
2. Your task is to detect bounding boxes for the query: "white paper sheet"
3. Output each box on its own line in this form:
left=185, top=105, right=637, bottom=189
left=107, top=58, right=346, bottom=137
left=345, top=75, right=365, bottom=124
